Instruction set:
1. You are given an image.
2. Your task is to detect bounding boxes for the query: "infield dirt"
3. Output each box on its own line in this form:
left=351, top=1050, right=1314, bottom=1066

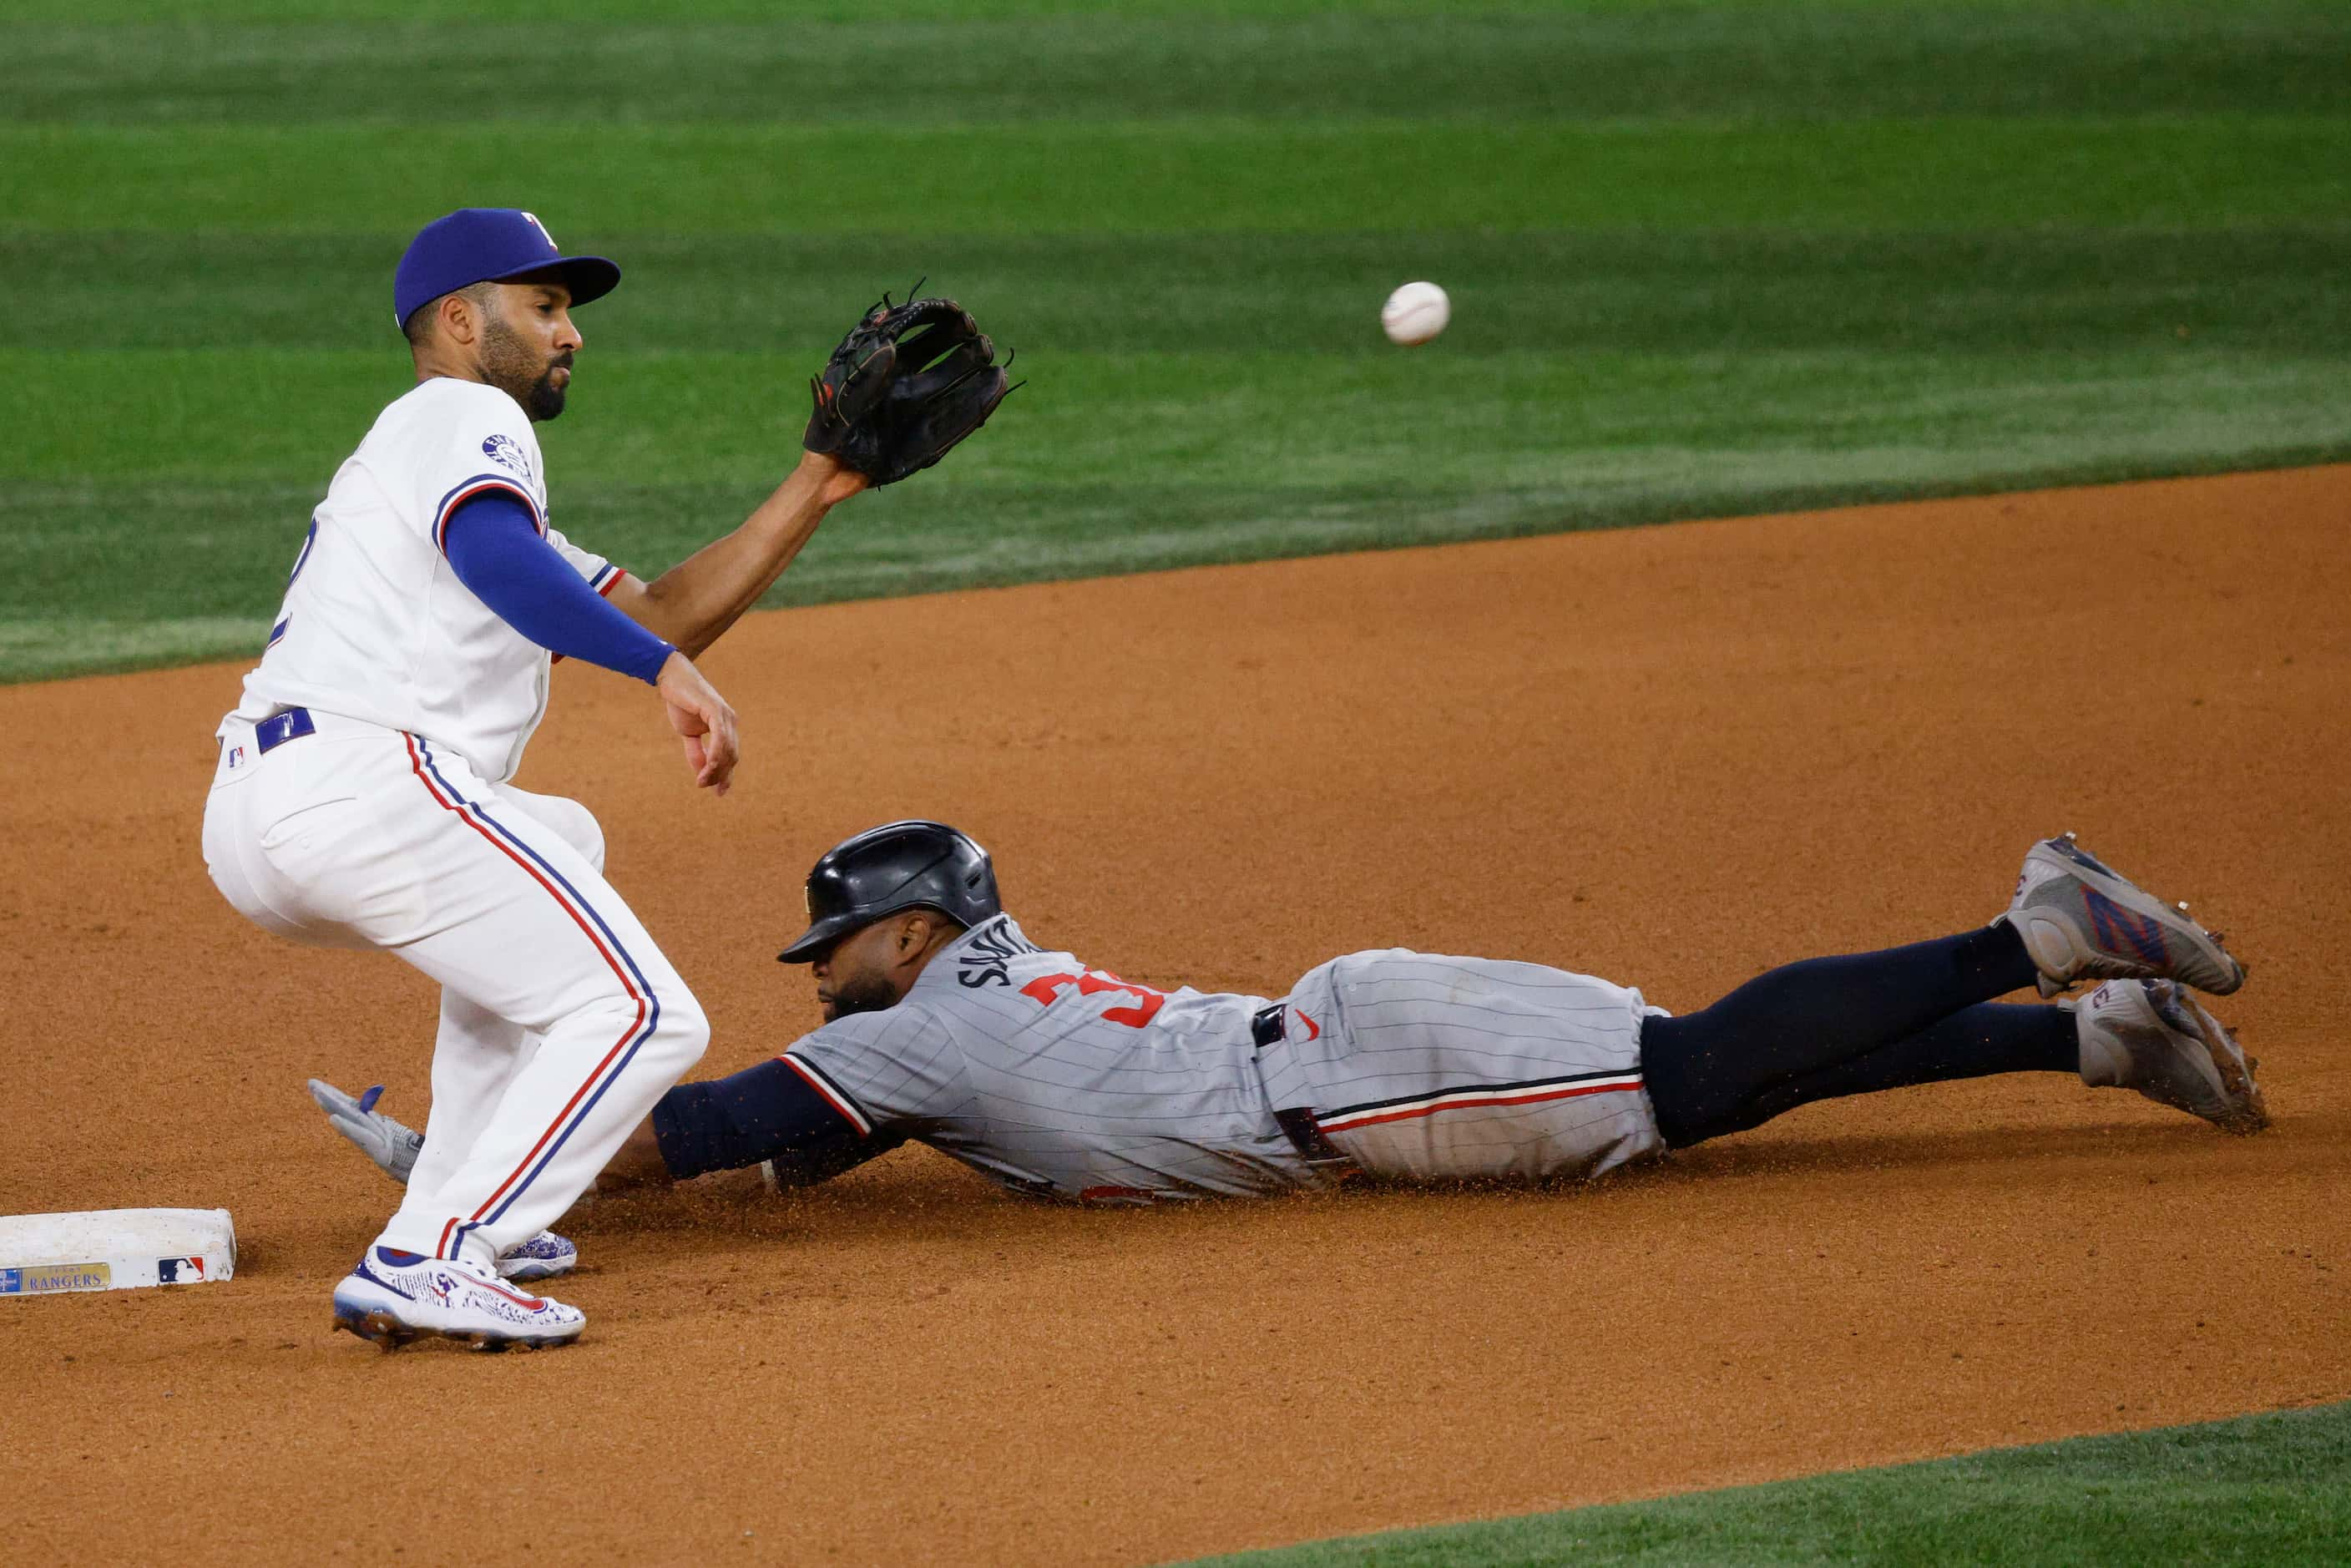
left=3, top=469, right=2345, bottom=1565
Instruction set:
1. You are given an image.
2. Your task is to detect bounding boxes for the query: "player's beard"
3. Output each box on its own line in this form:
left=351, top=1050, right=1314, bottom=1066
left=822, top=972, right=901, bottom=1022
left=479, top=315, right=571, bottom=422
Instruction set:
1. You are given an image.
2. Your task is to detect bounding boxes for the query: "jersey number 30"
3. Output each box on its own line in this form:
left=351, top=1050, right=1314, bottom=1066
left=1020, top=970, right=1166, bottom=1028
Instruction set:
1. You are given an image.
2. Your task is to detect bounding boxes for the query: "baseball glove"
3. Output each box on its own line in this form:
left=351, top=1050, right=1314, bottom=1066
left=803, top=291, right=1016, bottom=487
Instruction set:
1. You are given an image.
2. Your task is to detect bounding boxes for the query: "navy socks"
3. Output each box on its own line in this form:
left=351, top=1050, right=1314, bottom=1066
left=1641, top=923, right=2078, bottom=1148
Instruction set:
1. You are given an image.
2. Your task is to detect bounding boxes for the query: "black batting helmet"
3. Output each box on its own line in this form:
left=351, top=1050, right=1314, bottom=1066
left=777, top=820, right=1001, bottom=963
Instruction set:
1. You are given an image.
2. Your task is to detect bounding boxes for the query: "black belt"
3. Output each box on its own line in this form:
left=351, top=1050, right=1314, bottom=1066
left=254, top=707, right=316, bottom=754
left=1274, top=1107, right=1348, bottom=1165
left=1251, top=1004, right=1350, bottom=1165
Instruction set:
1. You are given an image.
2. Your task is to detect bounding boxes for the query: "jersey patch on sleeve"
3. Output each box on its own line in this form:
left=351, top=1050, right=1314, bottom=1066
left=481, top=432, right=536, bottom=486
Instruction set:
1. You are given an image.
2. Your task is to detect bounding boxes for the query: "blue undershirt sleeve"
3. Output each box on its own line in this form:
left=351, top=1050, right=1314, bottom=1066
left=650, top=1057, right=904, bottom=1186
left=441, top=491, right=673, bottom=685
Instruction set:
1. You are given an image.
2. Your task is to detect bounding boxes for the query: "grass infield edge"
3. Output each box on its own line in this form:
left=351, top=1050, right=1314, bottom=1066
left=1167, top=1399, right=2351, bottom=1568
left=13, top=448, right=2348, bottom=687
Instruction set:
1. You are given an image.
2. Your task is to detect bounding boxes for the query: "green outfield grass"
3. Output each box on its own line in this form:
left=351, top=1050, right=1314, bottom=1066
left=8, top=120, right=2345, bottom=234
left=1178, top=1402, right=2351, bottom=1567
left=2, top=0, right=2347, bottom=680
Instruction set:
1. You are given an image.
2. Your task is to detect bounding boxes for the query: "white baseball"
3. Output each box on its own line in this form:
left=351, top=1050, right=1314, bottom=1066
left=1381, top=281, right=1450, bottom=346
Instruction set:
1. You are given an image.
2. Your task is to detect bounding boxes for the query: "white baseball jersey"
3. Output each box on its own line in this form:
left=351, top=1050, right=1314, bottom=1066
left=203, top=370, right=702, bottom=1277
left=781, top=915, right=1666, bottom=1202
left=232, top=376, right=620, bottom=785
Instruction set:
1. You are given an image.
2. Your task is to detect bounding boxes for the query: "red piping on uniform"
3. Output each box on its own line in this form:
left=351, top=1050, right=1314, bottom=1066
left=432, top=478, right=541, bottom=554
left=1319, top=1077, right=1643, bottom=1134
left=403, top=733, right=649, bottom=1258
left=778, top=1053, right=870, bottom=1136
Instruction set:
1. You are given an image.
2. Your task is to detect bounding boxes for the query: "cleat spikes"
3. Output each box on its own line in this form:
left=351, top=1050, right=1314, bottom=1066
left=333, top=1308, right=417, bottom=1351
left=2073, top=979, right=2268, bottom=1135
left=2004, top=836, right=2246, bottom=995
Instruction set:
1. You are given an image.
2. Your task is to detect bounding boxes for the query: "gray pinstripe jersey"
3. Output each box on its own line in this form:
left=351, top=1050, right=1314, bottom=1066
left=788, top=915, right=1318, bottom=1202
left=789, top=916, right=1669, bottom=1202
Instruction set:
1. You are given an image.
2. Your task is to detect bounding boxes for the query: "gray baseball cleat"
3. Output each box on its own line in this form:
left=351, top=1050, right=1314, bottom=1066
left=2000, top=833, right=2246, bottom=998
left=2066, top=979, right=2268, bottom=1135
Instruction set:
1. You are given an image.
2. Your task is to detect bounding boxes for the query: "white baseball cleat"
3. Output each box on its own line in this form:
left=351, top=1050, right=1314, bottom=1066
left=2000, top=833, right=2246, bottom=998
left=331, top=1247, right=586, bottom=1351
left=2067, top=979, right=2268, bottom=1136
left=496, top=1231, right=577, bottom=1283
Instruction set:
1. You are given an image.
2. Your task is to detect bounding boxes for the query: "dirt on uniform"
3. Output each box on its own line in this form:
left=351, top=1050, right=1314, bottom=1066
left=2, top=468, right=2345, bottom=1565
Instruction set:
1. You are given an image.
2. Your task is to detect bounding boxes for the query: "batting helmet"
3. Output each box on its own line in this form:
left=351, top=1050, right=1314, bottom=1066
left=777, top=820, right=1001, bottom=963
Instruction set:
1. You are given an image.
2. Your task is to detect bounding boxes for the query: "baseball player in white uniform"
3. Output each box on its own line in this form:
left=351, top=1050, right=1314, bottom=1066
left=203, top=209, right=877, bottom=1350
left=314, top=822, right=2268, bottom=1219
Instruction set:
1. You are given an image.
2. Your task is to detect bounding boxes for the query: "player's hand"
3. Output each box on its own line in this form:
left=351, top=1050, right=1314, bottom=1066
left=306, top=1079, right=422, bottom=1185
left=796, top=449, right=871, bottom=508
left=656, top=650, right=740, bottom=796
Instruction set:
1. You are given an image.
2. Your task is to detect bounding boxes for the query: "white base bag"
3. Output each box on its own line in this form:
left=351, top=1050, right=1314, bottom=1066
left=0, top=1208, right=237, bottom=1296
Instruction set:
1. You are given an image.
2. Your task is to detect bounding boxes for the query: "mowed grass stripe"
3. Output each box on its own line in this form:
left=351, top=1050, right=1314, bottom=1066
left=21, top=0, right=2318, bottom=24
left=14, top=0, right=1570, bottom=21
left=8, top=346, right=2345, bottom=485
left=7, top=6, right=2344, bottom=124
left=1176, top=1402, right=2351, bottom=1567
left=8, top=228, right=2348, bottom=354
left=3, top=119, right=2342, bottom=235
left=8, top=345, right=2343, bottom=680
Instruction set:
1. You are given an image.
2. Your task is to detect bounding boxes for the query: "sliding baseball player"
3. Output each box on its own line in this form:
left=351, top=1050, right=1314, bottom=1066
left=315, top=822, right=2265, bottom=1241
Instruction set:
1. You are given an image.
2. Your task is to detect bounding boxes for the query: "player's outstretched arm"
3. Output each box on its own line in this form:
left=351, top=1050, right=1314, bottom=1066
left=311, top=1076, right=681, bottom=1190
left=441, top=493, right=745, bottom=792
left=601, top=292, right=1015, bottom=655
left=309, top=1060, right=893, bottom=1196
left=604, top=452, right=867, bottom=657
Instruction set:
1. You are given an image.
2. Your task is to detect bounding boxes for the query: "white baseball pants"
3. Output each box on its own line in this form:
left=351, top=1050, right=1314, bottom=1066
left=203, top=708, right=708, bottom=1270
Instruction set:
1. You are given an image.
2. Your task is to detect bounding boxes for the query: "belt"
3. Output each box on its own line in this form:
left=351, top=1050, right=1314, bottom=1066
left=254, top=707, right=316, bottom=755
left=1274, top=1107, right=1348, bottom=1165
left=1251, top=1004, right=1350, bottom=1166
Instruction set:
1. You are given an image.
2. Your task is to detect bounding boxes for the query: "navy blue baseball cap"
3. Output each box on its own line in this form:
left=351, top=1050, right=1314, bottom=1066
left=393, top=208, right=621, bottom=331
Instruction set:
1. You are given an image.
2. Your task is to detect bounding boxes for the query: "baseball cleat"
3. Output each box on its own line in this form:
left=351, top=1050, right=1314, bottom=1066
left=496, top=1230, right=577, bottom=1283
left=2067, top=979, right=2268, bottom=1135
left=2000, top=833, right=2246, bottom=997
left=331, top=1247, right=585, bottom=1352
